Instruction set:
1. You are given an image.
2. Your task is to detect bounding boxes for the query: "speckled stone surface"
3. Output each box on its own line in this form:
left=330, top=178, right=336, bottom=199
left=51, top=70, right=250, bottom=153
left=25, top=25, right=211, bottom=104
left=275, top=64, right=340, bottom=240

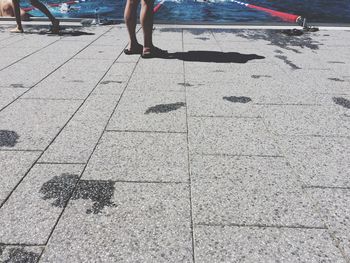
left=0, top=164, right=84, bottom=244
left=194, top=226, right=346, bottom=263
left=188, top=117, right=280, bottom=156
left=0, top=24, right=349, bottom=262
left=40, top=183, right=193, bottom=263
left=0, top=98, right=82, bottom=150
left=0, top=245, right=43, bottom=263
left=191, top=155, right=322, bottom=227
left=107, top=90, right=187, bottom=132
left=277, top=136, right=350, bottom=187
left=39, top=94, right=121, bottom=164
left=83, top=131, right=189, bottom=182
left=263, top=105, right=350, bottom=136
left=0, top=87, right=28, bottom=110
left=307, top=188, right=350, bottom=259
left=0, top=151, right=40, bottom=204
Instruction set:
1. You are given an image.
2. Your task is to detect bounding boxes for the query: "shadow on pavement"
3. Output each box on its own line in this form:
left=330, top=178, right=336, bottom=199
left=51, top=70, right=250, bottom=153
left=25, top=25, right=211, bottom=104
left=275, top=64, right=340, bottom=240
left=154, top=50, right=265, bottom=63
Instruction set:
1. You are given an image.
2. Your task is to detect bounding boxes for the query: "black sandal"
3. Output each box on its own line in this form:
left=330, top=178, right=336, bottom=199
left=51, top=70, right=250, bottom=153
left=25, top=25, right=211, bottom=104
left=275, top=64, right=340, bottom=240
left=141, top=46, right=168, bottom=59
left=124, top=44, right=143, bottom=55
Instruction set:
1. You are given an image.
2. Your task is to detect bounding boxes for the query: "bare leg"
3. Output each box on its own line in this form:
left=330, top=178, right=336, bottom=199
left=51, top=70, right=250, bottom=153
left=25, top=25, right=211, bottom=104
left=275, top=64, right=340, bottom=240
left=124, top=0, right=141, bottom=51
left=140, top=0, right=154, bottom=51
left=30, top=0, right=59, bottom=29
left=11, top=0, right=23, bottom=32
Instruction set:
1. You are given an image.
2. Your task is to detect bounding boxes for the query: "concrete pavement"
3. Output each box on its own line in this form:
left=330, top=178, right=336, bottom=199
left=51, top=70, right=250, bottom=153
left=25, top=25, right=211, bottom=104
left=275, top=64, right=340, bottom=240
left=0, top=23, right=350, bottom=262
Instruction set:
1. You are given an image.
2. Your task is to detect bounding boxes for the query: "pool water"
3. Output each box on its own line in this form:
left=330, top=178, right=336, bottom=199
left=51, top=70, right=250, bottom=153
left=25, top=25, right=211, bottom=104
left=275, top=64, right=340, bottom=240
left=25, top=0, right=350, bottom=24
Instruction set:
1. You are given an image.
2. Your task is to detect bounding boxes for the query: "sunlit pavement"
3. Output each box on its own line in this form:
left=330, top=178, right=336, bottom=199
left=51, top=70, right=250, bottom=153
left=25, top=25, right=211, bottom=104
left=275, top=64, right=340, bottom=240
left=0, top=22, right=350, bottom=262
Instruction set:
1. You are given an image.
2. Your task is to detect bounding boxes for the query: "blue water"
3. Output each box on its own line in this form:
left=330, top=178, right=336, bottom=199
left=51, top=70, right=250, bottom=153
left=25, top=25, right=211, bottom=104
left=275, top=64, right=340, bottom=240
left=25, top=0, right=350, bottom=23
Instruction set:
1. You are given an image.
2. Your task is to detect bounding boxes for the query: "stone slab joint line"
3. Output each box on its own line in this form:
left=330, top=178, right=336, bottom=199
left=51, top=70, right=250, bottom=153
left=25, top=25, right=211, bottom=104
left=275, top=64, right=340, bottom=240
left=259, top=116, right=349, bottom=262
left=0, top=27, right=114, bottom=209
left=182, top=28, right=196, bottom=263
left=0, top=26, right=113, bottom=113
left=0, top=38, right=61, bottom=72
left=36, top=43, right=141, bottom=262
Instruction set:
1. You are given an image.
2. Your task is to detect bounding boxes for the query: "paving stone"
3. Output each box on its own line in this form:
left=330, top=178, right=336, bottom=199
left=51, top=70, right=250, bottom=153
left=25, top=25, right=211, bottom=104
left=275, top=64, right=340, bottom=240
left=83, top=131, right=188, bottom=182
left=127, top=73, right=185, bottom=92
left=185, top=62, right=280, bottom=84
left=64, top=58, right=114, bottom=73
left=0, top=99, right=82, bottom=150
left=0, top=151, right=40, bottom=204
left=188, top=117, right=280, bottom=156
left=286, top=70, right=350, bottom=94
left=191, top=155, right=321, bottom=227
left=0, top=62, right=58, bottom=88
left=40, top=94, right=120, bottom=164
left=0, top=35, right=24, bottom=48
left=194, top=226, right=345, bottom=263
left=307, top=188, right=350, bottom=259
left=0, top=163, right=84, bottom=244
left=0, top=47, right=40, bottom=69
left=134, top=59, right=184, bottom=74
left=0, top=88, right=27, bottom=110
left=107, top=90, right=187, bottom=132
left=116, top=52, right=141, bottom=63
left=103, top=62, right=136, bottom=79
left=0, top=245, right=43, bottom=263
left=263, top=105, right=350, bottom=137
left=5, top=35, right=58, bottom=48
left=278, top=136, right=350, bottom=187
left=92, top=78, right=127, bottom=95
left=22, top=71, right=105, bottom=100
left=40, top=183, right=193, bottom=262
left=74, top=45, right=123, bottom=60
left=186, top=84, right=262, bottom=117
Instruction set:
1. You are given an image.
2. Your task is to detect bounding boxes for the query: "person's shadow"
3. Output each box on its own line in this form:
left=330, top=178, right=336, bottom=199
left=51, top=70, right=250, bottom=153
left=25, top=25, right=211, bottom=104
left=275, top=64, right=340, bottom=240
left=154, top=50, right=265, bottom=63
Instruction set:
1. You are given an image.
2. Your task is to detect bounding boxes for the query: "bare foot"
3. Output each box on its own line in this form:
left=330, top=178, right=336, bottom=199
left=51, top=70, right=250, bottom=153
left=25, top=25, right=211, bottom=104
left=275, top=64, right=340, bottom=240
left=10, top=27, right=24, bottom=33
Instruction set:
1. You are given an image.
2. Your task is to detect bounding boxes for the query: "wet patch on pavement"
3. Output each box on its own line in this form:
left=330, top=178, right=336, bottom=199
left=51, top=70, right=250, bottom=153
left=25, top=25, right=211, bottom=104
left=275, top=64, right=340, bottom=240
left=74, top=179, right=116, bottom=214
left=328, top=61, right=345, bottom=64
left=10, top=84, right=25, bottom=88
left=145, top=102, right=185, bottom=114
left=281, top=29, right=304, bottom=36
left=251, top=75, right=271, bottom=79
left=100, top=80, right=123, bottom=85
left=178, top=82, right=193, bottom=87
left=328, top=78, right=345, bottom=82
left=275, top=55, right=301, bottom=70
left=69, top=80, right=84, bottom=83
left=234, top=29, right=321, bottom=53
left=333, top=97, right=350, bottom=109
left=40, top=174, right=116, bottom=214
left=195, top=37, right=210, bottom=41
left=0, top=130, right=19, bottom=147
left=0, top=247, right=40, bottom=263
left=223, top=96, right=252, bottom=103
left=40, top=173, right=78, bottom=208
